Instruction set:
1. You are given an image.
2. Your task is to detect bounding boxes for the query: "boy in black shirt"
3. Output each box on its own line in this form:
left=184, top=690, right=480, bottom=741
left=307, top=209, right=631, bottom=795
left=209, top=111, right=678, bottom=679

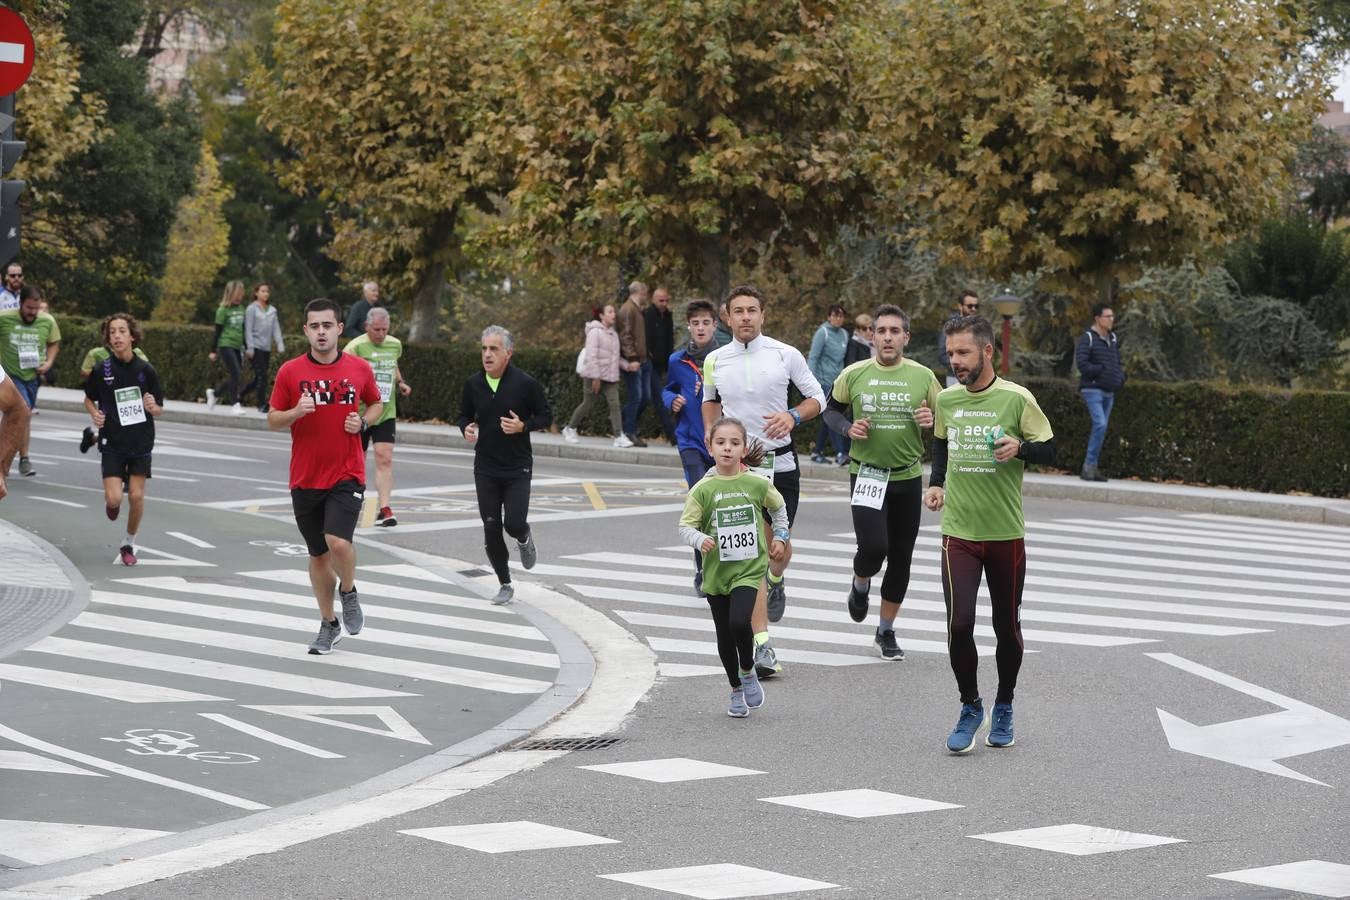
left=456, top=325, right=552, bottom=605
left=83, top=314, right=164, bottom=566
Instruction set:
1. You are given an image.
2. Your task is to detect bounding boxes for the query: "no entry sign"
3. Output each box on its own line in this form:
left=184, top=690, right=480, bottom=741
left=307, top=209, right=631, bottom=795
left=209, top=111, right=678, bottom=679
left=0, top=9, right=34, bottom=97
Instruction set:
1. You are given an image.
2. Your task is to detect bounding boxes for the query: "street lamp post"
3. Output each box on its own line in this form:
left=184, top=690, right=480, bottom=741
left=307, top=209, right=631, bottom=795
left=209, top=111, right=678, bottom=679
left=991, top=290, right=1023, bottom=375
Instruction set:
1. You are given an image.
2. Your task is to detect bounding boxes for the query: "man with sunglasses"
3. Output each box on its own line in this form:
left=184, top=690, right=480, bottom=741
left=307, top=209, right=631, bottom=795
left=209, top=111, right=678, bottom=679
left=825, top=304, right=941, bottom=660
left=937, top=290, right=980, bottom=387
left=0, top=264, right=22, bottom=311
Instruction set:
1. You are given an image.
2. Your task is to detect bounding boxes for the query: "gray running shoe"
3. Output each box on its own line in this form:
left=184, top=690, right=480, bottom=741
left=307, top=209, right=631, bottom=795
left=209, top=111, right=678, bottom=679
left=740, top=670, right=764, bottom=709
left=18, top=456, right=33, bottom=477
left=492, top=584, right=515, bottom=606
left=766, top=578, right=787, bottom=622
left=727, top=689, right=749, bottom=718
left=518, top=534, right=537, bottom=570
left=753, top=641, right=782, bottom=679
left=339, top=586, right=364, bottom=635
left=307, top=619, right=342, bottom=655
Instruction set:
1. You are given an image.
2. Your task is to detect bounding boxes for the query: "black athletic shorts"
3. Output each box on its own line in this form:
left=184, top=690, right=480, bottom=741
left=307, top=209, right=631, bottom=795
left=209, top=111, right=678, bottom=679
left=100, top=450, right=152, bottom=481
left=290, top=477, right=364, bottom=556
left=757, top=449, right=801, bottom=528
left=361, top=419, right=396, bottom=451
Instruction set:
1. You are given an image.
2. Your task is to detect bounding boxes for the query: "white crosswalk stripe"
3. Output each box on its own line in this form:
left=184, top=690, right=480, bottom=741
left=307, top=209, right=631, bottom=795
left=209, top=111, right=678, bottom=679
left=540, top=513, right=1348, bottom=675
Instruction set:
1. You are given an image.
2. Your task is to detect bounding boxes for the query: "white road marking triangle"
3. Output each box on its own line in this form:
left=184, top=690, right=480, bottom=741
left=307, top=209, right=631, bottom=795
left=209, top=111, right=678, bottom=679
left=0, top=750, right=104, bottom=777
left=243, top=705, right=430, bottom=745
left=0, top=820, right=173, bottom=867
left=111, top=545, right=215, bottom=568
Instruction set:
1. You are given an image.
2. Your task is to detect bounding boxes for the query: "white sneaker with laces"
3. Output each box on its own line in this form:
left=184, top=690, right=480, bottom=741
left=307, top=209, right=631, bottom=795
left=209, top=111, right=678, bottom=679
left=232, top=402, right=246, bottom=416
left=205, top=388, right=217, bottom=410
left=562, top=426, right=580, bottom=444
left=613, top=434, right=634, bottom=448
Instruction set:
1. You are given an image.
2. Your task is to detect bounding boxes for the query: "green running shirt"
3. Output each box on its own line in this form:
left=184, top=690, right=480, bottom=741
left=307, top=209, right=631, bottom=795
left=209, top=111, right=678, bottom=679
left=831, top=357, right=941, bottom=482
left=344, top=333, right=403, bottom=424
left=679, top=471, right=788, bottom=596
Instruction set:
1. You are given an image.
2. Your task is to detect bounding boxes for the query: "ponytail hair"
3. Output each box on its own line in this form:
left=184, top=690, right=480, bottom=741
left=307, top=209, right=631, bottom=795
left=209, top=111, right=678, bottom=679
left=709, top=416, right=766, bottom=468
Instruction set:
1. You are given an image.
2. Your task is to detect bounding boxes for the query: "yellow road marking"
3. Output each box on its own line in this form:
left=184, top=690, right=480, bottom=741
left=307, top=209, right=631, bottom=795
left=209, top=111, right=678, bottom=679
left=360, top=496, right=378, bottom=528
left=582, top=481, right=607, bottom=511
left=244, top=504, right=260, bottom=514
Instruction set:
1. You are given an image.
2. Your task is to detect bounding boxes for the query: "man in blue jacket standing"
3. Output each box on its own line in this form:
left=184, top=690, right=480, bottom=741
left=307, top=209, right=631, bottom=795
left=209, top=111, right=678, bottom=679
left=807, top=303, right=849, bottom=464
left=663, top=299, right=718, bottom=596
left=1075, top=303, right=1125, bottom=482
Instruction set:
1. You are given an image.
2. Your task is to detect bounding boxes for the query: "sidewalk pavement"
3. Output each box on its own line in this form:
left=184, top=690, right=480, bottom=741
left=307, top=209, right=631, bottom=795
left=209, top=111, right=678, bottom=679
left=25, top=386, right=1350, bottom=525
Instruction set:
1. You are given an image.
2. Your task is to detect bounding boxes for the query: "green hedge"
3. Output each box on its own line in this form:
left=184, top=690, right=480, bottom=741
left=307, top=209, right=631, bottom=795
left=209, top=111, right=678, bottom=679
left=52, top=317, right=1349, bottom=496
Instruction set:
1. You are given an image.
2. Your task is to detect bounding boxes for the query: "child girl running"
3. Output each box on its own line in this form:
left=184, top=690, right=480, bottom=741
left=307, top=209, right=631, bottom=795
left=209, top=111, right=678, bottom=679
left=679, top=417, right=791, bottom=717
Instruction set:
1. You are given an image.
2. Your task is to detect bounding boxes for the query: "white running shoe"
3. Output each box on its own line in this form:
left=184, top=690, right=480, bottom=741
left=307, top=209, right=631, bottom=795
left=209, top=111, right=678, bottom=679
left=232, top=402, right=246, bottom=416
left=562, top=426, right=580, bottom=444
left=613, top=434, right=634, bottom=448
left=205, top=388, right=217, bottom=410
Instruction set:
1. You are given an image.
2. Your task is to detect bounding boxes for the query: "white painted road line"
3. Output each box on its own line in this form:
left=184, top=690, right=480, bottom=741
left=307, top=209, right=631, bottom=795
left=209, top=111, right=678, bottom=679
left=26, top=636, right=417, bottom=700
left=91, top=591, right=561, bottom=670
left=166, top=531, right=215, bottom=549
left=648, top=635, right=911, bottom=664
left=0, top=820, right=173, bottom=868
left=241, top=569, right=517, bottom=615
left=0, top=751, right=104, bottom=777
left=0, top=724, right=268, bottom=812
left=197, top=713, right=344, bottom=760
left=0, top=662, right=230, bottom=703
left=68, top=612, right=554, bottom=695
left=30, top=496, right=87, bottom=508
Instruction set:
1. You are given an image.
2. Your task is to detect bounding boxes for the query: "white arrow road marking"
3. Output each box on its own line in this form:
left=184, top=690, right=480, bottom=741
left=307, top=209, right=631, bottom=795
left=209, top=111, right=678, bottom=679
left=1149, top=652, right=1350, bottom=786
left=244, top=705, right=429, bottom=745
left=0, top=820, right=172, bottom=868
left=110, top=545, right=215, bottom=568
left=0, top=42, right=26, bottom=65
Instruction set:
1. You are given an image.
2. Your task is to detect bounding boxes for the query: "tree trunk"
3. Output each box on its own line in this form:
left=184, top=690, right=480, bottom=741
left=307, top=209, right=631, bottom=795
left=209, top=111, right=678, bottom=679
left=408, top=259, right=448, bottom=344
left=1094, top=267, right=1115, bottom=309
left=698, top=236, right=731, bottom=305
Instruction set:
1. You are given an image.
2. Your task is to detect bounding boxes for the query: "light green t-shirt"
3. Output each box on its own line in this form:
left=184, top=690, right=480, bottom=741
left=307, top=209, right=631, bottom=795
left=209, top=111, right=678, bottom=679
left=81, top=345, right=148, bottom=375
left=0, top=309, right=61, bottom=381
left=831, top=356, right=941, bottom=482
left=485, top=373, right=501, bottom=393
left=679, top=471, right=786, bottom=595
left=215, top=304, right=245, bottom=349
left=344, top=333, right=402, bottom=424
left=933, top=377, right=1054, bottom=541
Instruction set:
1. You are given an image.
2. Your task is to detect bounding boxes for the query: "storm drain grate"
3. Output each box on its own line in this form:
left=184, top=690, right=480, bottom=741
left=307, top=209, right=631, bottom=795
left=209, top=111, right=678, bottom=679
left=515, top=736, right=624, bottom=752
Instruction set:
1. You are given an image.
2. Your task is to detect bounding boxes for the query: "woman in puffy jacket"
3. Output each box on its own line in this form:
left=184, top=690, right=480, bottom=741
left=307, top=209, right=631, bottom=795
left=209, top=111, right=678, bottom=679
left=562, top=303, right=629, bottom=447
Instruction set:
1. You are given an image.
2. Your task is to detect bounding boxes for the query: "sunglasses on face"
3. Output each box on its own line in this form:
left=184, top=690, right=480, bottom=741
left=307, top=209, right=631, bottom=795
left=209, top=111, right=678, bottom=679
left=962, top=304, right=979, bottom=311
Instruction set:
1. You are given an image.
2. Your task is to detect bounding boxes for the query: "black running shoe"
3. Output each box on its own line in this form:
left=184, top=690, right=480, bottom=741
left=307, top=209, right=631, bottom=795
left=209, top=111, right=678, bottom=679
left=847, top=583, right=869, bottom=623
left=874, top=629, right=904, bottom=660
left=80, top=427, right=96, bottom=454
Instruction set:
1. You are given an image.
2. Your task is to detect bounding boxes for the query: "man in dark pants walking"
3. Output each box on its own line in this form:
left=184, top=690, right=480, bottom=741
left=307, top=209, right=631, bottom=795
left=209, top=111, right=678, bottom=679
left=1075, top=303, right=1125, bottom=482
left=645, top=286, right=677, bottom=442
left=457, top=325, right=553, bottom=605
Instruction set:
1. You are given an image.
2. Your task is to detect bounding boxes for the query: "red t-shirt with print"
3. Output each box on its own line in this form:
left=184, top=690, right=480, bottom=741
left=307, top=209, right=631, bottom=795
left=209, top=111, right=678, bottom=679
left=271, top=352, right=380, bottom=489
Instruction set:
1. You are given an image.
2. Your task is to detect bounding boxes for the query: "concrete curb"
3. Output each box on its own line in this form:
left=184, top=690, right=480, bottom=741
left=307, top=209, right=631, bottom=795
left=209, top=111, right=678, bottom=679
left=33, top=390, right=1350, bottom=525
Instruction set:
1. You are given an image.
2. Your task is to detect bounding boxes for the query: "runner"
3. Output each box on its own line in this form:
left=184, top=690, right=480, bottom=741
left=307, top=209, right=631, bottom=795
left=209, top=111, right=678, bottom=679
left=82, top=314, right=164, bottom=566
left=662, top=298, right=717, bottom=596
left=679, top=417, right=788, bottom=717
left=344, top=307, right=411, bottom=527
left=0, top=285, right=61, bottom=476
left=925, top=314, right=1056, bottom=753
left=0, top=366, right=30, bottom=501
left=701, top=284, right=824, bottom=677
left=457, top=325, right=552, bottom=606
left=78, top=343, right=148, bottom=454
left=269, top=298, right=383, bottom=654
left=824, top=304, right=941, bottom=660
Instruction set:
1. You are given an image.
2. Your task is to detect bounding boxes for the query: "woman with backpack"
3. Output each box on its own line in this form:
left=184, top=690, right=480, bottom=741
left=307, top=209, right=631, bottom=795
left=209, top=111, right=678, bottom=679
left=562, top=303, right=628, bottom=447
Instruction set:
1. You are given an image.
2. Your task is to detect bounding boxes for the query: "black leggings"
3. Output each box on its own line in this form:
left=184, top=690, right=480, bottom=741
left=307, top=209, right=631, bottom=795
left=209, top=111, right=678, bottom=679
left=214, top=347, right=243, bottom=404
left=849, top=475, right=922, bottom=605
left=239, top=350, right=271, bottom=407
left=706, top=586, right=758, bottom=688
left=475, top=472, right=532, bottom=585
left=941, top=535, right=1026, bottom=705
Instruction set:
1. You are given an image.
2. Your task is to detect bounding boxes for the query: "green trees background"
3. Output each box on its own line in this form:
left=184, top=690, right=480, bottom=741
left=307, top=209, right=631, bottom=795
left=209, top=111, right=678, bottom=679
left=12, top=0, right=1350, bottom=388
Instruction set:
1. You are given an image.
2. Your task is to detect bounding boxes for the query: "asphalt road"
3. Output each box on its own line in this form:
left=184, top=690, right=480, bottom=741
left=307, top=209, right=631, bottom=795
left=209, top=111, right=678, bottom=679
left=2, top=409, right=1348, bottom=899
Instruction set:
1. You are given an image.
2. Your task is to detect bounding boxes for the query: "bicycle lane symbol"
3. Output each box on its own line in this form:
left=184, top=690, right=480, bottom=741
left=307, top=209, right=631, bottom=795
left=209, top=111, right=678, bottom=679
left=101, top=729, right=260, bottom=765
left=249, top=539, right=311, bottom=558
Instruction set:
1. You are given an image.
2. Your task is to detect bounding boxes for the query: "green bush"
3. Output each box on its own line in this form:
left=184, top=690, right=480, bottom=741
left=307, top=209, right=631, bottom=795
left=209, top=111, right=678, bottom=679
left=53, top=316, right=1348, bottom=496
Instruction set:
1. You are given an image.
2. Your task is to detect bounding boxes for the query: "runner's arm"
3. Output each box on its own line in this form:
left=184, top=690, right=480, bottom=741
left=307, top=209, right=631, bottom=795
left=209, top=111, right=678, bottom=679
left=522, top=377, right=553, bottom=432
left=455, top=379, right=476, bottom=436
left=0, top=376, right=30, bottom=472
left=786, top=347, right=825, bottom=423
left=40, top=339, right=59, bottom=373
left=928, top=437, right=948, bottom=489
left=765, top=485, right=790, bottom=542
left=822, top=394, right=852, bottom=436
left=678, top=493, right=712, bottom=550
left=1015, top=437, right=1056, bottom=466
left=210, top=322, right=224, bottom=351
left=145, top=367, right=165, bottom=416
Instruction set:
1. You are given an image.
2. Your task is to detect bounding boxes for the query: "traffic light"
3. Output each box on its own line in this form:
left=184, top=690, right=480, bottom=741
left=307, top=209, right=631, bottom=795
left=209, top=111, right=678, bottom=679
left=0, top=93, right=21, bottom=268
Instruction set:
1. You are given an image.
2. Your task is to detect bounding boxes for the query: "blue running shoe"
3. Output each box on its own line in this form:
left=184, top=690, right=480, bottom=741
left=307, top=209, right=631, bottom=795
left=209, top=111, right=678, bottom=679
left=728, top=688, right=749, bottom=718
left=740, top=671, right=764, bottom=709
left=986, top=702, right=1014, bottom=747
left=946, top=700, right=986, bottom=754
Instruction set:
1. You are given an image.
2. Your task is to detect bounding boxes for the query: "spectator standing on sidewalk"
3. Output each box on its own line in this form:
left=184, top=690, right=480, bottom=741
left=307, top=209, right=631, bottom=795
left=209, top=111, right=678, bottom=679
left=0, top=263, right=22, bottom=310
left=241, top=282, right=286, bottom=413
left=937, top=290, right=980, bottom=387
left=0, top=285, right=61, bottom=476
left=343, top=281, right=384, bottom=338
left=663, top=298, right=718, bottom=595
left=844, top=313, right=874, bottom=366
left=712, top=300, right=734, bottom=348
left=645, top=286, right=677, bottom=442
left=807, top=303, right=849, bottom=465
left=207, top=280, right=247, bottom=416
left=458, top=325, right=552, bottom=606
left=563, top=303, right=626, bottom=446
left=1075, top=303, right=1125, bottom=482
left=616, top=280, right=651, bottom=447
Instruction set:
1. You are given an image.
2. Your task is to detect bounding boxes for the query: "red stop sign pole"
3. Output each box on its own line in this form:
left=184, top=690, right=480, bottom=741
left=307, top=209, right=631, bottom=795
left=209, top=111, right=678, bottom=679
left=0, top=9, right=35, bottom=98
